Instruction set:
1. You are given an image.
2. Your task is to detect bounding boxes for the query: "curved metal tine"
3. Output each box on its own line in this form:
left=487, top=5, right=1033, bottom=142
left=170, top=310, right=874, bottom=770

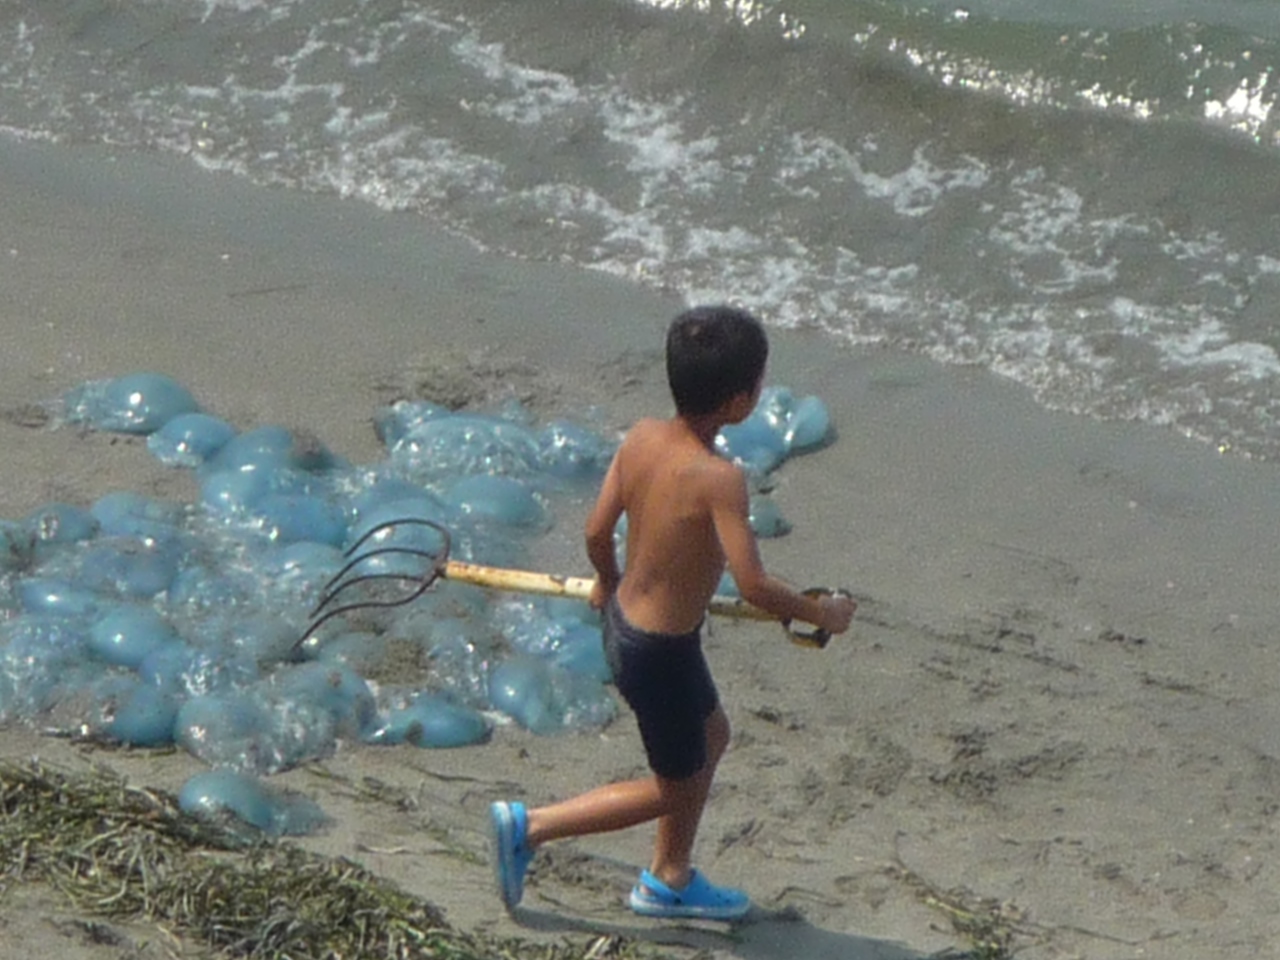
left=311, top=518, right=453, bottom=611
left=341, top=517, right=452, bottom=560
left=290, top=569, right=442, bottom=657
left=293, top=517, right=454, bottom=657
left=310, top=546, right=442, bottom=616
left=300, top=573, right=441, bottom=643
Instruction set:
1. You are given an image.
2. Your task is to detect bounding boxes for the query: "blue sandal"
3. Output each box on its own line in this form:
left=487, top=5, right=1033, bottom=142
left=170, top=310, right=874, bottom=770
left=628, top=868, right=750, bottom=920
left=489, top=801, right=535, bottom=910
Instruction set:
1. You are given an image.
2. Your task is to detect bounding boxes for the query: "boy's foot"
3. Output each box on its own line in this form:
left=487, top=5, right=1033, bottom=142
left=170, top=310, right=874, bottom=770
left=628, top=868, right=750, bottom=920
left=489, top=801, right=534, bottom=910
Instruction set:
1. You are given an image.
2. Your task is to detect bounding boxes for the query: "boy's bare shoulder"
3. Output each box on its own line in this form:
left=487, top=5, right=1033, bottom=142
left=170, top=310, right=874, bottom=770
left=617, top=416, right=675, bottom=453
left=620, top=417, right=741, bottom=483
left=622, top=416, right=669, bottom=438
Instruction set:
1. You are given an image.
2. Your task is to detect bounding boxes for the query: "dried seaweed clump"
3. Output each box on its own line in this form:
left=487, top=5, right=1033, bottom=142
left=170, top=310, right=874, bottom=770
left=0, top=759, right=650, bottom=960
left=888, top=860, right=1029, bottom=960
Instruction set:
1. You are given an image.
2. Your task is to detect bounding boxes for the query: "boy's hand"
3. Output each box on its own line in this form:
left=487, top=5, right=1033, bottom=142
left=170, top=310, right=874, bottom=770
left=588, top=578, right=616, bottom=611
left=817, top=593, right=857, bottom=635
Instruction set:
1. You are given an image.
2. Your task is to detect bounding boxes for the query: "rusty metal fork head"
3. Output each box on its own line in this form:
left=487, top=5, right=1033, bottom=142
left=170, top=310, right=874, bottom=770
left=291, top=517, right=452, bottom=656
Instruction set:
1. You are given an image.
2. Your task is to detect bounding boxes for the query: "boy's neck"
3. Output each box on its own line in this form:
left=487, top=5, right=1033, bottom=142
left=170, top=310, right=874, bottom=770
left=672, top=387, right=758, bottom=449
left=674, top=412, right=729, bottom=449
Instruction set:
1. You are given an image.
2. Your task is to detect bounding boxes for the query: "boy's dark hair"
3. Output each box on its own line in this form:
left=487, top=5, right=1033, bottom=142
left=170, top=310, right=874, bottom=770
left=666, top=305, right=769, bottom=416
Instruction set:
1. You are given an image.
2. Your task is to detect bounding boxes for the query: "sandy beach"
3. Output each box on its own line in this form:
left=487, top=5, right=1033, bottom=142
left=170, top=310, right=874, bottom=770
left=2, top=138, right=1279, bottom=960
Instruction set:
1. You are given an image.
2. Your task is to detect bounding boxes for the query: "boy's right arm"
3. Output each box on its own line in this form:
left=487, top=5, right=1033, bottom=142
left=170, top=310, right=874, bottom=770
left=710, top=464, right=855, bottom=635
left=584, top=451, right=625, bottom=609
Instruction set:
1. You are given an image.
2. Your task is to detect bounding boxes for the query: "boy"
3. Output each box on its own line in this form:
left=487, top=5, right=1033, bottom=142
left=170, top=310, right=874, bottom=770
left=490, top=305, right=856, bottom=920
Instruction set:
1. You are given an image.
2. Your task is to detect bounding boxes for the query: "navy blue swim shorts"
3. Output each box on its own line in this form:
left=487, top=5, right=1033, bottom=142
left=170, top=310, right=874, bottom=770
left=603, top=596, right=719, bottom=781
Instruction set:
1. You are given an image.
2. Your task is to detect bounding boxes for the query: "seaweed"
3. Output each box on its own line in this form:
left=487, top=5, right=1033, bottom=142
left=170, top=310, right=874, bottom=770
left=888, top=859, right=1031, bottom=960
left=0, top=759, right=657, bottom=960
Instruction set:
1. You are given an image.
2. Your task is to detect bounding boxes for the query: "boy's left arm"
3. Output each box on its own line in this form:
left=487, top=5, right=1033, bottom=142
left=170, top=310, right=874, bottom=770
left=711, top=464, right=848, bottom=631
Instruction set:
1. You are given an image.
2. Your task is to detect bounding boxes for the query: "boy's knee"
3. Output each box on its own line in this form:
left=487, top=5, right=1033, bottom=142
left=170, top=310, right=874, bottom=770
left=706, top=707, right=730, bottom=761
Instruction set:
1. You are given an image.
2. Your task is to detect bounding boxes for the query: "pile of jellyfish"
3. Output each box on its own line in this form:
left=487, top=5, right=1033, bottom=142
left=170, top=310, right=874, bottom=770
left=0, top=372, right=831, bottom=836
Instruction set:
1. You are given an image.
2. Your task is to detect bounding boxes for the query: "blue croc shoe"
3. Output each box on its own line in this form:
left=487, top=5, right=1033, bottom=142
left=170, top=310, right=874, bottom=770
left=628, top=868, right=751, bottom=921
left=489, top=801, right=535, bottom=910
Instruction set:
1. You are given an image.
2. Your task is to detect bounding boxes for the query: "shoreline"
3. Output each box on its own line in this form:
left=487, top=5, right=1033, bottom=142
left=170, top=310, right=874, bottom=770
left=3, top=135, right=1280, bottom=960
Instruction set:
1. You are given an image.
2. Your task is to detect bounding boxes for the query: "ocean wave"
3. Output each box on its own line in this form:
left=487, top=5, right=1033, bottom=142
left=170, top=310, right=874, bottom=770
left=630, top=0, right=1280, bottom=150
left=2, top=0, right=1280, bottom=459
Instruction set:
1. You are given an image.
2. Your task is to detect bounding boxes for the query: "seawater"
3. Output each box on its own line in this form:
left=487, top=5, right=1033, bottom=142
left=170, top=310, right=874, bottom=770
left=2, top=0, right=1279, bottom=458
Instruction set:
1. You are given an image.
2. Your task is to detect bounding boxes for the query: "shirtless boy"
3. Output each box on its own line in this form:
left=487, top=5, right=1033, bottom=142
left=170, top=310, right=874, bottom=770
left=490, top=305, right=856, bottom=920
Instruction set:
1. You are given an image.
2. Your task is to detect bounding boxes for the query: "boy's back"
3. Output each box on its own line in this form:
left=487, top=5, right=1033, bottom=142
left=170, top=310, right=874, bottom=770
left=597, top=416, right=745, bottom=636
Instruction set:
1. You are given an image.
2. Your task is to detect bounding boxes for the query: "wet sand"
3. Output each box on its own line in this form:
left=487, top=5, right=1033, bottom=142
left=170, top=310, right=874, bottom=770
left=2, top=137, right=1279, bottom=960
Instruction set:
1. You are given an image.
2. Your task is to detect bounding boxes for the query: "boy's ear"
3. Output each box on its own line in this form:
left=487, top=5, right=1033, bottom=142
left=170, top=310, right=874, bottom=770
left=722, top=388, right=757, bottom=422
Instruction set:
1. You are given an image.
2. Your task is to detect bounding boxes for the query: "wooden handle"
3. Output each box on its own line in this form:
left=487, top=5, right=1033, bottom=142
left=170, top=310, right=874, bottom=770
left=440, top=560, right=777, bottom=622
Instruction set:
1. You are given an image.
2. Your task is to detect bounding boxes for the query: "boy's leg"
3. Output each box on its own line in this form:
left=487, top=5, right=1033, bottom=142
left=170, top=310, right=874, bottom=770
left=522, top=704, right=728, bottom=865
left=647, top=704, right=730, bottom=888
left=525, top=776, right=668, bottom=845
left=627, top=705, right=748, bottom=919
left=495, top=780, right=665, bottom=911
left=493, top=707, right=737, bottom=914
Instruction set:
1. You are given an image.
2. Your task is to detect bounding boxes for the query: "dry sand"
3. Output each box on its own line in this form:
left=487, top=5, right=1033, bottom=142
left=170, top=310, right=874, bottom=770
left=2, top=138, right=1279, bottom=960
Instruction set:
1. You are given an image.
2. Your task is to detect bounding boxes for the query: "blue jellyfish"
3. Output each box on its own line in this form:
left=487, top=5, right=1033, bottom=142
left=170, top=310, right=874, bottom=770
left=748, top=495, right=792, bottom=538
left=390, top=413, right=541, bottom=483
left=348, top=477, right=437, bottom=520
left=138, top=643, right=258, bottom=698
left=202, top=424, right=342, bottom=476
left=147, top=412, right=238, bottom=467
left=18, top=577, right=100, bottom=618
left=366, top=692, right=492, bottom=749
left=78, top=537, right=183, bottom=599
left=536, top=420, right=613, bottom=481
left=91, top=491, right=185, bottom=540
left=785, top=395, right=833, bottom=452
left=87, top=675, right=181, bottom=747
left=715, top=410, right=789, bottom=476
left=755, top=385, right=795, bottom=431
left=88, top=604, right=180, bottom=669
left=551, top=622, right=612, bottom=684
left=445, top=474, right=546, bottom=528
left=488, top=653, right=617, bottom=735
left=273, top=661, right=380, bottom=740
left=175, top=691, right=274, bottom=769
left=24, top=502, right=99, bottom=546
left=178, top=769, right=328, bottom=836
left=373, top=400, right=450, bottom=448
left=63, top=372, right=200, bottom=435
left=250, top=492, right=348, bottom=547
left=199, top=463, right=309, bottom=518
left=0, top=615, right=97, bottom=719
